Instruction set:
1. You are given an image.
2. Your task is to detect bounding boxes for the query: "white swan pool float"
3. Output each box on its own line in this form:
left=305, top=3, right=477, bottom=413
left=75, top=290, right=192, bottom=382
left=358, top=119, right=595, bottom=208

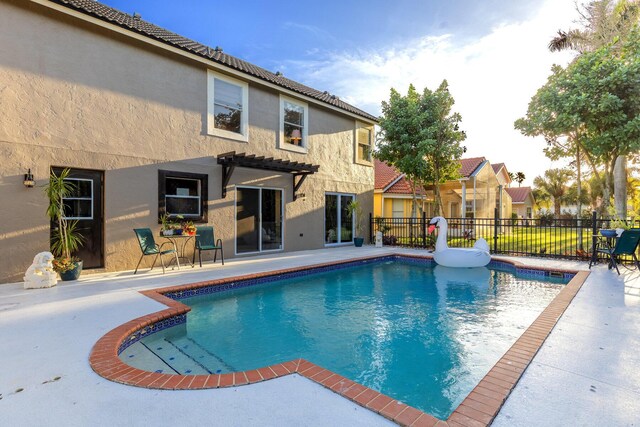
left=428, top=216, right=491, bottom=268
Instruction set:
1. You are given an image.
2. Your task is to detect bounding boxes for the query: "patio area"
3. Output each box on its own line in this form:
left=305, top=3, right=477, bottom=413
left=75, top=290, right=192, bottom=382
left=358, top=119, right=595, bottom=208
left=1, top=246, right=638, bottom=426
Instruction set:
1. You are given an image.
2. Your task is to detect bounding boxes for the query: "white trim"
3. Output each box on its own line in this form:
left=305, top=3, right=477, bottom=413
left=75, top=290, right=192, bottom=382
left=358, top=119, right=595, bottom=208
left=324, top=192, right=355, bottom=246
left=207, top=70, right=249, bottom=142
left=382, top=174, right=405, bottom=192
left=278, top=95, right=309, bottom=154
left=469, top=160, right=489, bottom=178
left=29, top=0, right=377, bottom=126
left=234, top=186, right=284, bottom=256
left=62, top=178, right=93, bottom=220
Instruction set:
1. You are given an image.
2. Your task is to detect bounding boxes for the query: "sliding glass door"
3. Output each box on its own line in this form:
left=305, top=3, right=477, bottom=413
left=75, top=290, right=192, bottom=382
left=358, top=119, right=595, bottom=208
left=236, top=187, right=283, bottom=254
left=325, top=193, right=354, bottom=245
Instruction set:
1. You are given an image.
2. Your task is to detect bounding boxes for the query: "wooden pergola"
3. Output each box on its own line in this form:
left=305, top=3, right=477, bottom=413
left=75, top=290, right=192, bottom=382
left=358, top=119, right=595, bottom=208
left=216, top=151, right=320, bottom=201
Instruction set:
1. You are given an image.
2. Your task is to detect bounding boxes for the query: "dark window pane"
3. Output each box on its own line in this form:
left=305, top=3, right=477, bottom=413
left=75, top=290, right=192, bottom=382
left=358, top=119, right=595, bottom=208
left=214, top=104, right=241, bottom=133
left=358, top=144, right=371, bottom=161
left=63, top=199, right=92, bottom=218
left=261, top=189, right=283, bottom=251
left=214, top=79, right=242, bottom=108
left=284, top=102, right=303, bottom=126
left=236, top=188, right=260, bottom=253
left=325, top=195, right=338, bottom=244
left=66, top=179, right=92, bottom=198
left=340, top=195, right=354, bottom=242
left=166, top=197, right=200, bottom=216
left=166, top=177, right=199, bottom=197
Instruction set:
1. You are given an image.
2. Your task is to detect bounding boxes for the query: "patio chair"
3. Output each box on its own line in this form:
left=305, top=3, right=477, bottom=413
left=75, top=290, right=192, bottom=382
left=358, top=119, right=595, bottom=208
left=193, top=226, right=224, bottom=267
left=133, top=228, right=180, bottom=274
left=592, top=228, right=640, bottom=275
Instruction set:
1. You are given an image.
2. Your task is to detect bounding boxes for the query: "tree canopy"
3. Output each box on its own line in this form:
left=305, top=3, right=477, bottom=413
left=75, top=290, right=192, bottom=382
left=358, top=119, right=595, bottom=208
left=376, top=81, right=466, bottom=215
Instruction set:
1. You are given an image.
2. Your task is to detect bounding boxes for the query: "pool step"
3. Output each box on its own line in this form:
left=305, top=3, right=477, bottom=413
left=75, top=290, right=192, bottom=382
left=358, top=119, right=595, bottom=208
left=163, top=335, right=234, bottom=374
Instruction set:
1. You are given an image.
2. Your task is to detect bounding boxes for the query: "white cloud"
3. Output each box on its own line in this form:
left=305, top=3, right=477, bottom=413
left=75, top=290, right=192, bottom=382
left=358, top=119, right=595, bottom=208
left=282, top=0, right=579, bottom=186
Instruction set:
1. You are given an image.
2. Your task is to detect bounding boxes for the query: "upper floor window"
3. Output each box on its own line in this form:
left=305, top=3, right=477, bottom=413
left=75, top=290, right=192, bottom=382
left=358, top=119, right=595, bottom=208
left=279, top=96, right=308, bottom=153
left=355, top=122, right=373, bottom=165
left=207, top=70, right=248, bottom=142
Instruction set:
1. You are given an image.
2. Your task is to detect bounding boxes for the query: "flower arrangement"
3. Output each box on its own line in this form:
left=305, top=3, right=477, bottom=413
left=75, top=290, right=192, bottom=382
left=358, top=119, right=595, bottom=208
left=52, top=256, right=81, bottom=273
left=183, top=221, right=196, bottom=236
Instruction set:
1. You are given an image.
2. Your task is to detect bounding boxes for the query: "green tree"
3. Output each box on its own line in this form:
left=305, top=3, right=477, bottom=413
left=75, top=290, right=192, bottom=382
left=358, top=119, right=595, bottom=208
left=514, top=172, right=526, bottom=187
left=376, top=81, right=466, bottom=215
left=533, top=168, right=575, bottom=217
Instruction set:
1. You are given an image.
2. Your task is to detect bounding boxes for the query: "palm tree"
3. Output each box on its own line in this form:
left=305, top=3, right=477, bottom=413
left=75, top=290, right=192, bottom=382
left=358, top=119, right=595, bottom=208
left=515, top=172, right=526, bottom=187
left=533, top=169, right=575, bottom=218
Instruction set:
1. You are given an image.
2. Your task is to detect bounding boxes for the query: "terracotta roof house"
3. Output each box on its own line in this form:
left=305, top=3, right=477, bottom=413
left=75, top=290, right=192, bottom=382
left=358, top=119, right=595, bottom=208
left=373, top=160, right=427, bottom=218
left=373, top=157, right=513, bottom=220
left=0, top=0, right=377, bottom=283
left=436, top=157, right=512, bottom=219
left=506, top=187, right=536, bottom=219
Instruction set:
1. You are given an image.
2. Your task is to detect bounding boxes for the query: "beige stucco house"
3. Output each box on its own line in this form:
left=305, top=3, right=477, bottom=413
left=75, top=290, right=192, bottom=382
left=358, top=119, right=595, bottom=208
left=505, top=187, right=536, bottom=219
left=0, top=0, right=377, bottom=283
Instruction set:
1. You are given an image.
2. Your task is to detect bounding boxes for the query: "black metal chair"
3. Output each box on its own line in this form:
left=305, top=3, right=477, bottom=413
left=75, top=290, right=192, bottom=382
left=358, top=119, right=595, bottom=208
left=133, top=228, right=179, bottom=274
left=590, top=228, right=640, bottom=274
left=193, top=226, right=224, bottom=267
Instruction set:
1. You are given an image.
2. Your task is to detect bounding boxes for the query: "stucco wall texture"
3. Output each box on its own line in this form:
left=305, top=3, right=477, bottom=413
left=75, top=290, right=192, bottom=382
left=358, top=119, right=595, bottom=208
left=0, top=1, right=374, bottom=283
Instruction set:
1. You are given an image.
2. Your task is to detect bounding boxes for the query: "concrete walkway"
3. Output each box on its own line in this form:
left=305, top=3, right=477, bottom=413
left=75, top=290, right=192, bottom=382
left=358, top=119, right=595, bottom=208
left=0, top=247, right=638, bottom=426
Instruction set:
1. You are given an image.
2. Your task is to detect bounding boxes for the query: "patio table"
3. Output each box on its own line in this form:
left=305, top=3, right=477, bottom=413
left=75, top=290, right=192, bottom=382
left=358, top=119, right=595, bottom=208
left=162, top=234, right=198, bottom=268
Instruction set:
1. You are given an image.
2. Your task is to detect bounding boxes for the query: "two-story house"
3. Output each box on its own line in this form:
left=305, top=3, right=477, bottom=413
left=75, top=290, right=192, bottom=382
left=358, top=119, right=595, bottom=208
left=0, top=0, right=377, bottom=283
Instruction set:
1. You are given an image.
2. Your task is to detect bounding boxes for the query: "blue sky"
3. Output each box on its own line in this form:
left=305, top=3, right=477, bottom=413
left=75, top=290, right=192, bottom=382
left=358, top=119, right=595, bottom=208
left=100, top=0, right=578, bottom=185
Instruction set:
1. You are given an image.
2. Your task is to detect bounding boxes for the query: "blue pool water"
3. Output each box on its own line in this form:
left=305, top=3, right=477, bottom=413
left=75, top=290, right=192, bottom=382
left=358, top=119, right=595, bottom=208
left=143, top=260, right=566, bottom=419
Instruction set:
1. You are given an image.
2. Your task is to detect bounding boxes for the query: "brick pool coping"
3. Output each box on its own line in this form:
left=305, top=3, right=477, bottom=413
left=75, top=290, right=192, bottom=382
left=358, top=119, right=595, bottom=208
left=89, top=255, right=589, bottom=427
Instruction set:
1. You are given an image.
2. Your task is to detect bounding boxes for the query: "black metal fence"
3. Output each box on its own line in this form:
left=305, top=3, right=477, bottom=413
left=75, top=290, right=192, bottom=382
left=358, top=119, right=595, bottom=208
left=370, top=211, right=640, bottom=263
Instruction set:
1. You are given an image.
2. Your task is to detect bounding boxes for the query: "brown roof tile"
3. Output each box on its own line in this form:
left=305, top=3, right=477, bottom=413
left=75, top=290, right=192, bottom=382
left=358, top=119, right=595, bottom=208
left=491, top=162, right=505, bottom=174
left=374, top=159, right=401, bottom=190
left=459, top=157, right=486, bottom=177
left=386, top=177, right=426, bottom=195
left=49, top=0, right=378, bottom=122
left=505, top=187, right=532, bottom=203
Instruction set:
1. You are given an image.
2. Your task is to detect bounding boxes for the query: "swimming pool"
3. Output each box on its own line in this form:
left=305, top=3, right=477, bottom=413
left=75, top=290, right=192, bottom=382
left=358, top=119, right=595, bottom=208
left=118, top=256, right=569, bottom=419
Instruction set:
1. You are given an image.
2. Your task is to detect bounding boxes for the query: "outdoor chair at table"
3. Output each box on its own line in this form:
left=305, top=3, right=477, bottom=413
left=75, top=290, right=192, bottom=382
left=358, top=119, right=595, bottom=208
left=193, top=226, right=224, bottom=267
left=589, top=228, right=640, bottom=275
left=133, top=228, right=180, bottom=274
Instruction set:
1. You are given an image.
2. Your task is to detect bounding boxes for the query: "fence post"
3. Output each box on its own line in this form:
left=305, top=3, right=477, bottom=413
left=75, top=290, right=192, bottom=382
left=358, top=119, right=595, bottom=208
left=369, top=212, right=373, bottom=244
left=493, top=207, right=499, bottom=253
left=422, top=211, right=427, bottom=248
left=589, top=210, right=597, bottom=264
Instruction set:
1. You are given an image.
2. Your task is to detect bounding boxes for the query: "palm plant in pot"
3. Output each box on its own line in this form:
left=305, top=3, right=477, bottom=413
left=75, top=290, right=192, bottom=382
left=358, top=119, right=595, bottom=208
left=46, top=168, right=84, bottom=281
left=346, top=199, right=365, bottom=247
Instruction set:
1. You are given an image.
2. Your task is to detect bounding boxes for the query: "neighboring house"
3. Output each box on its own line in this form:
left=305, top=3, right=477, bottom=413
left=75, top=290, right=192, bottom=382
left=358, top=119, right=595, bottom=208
left=0, top=0, right=377, bottom=283
left=505, top=187, right=536, bottom=219
left=373, top=157, right=512, bottom=220
left=439, top=157, right=512, bottom=219
left=373, top=160, right=428, bottom=219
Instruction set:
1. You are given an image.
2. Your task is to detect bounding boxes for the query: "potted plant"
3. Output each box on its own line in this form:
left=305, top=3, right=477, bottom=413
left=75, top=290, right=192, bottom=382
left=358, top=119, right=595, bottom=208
left=183, top=220, right=196, bottom=236
left=346, top=199, right=365, bottom=247
left=160, top=213, right=174, bottom=236
left=45, top=168, right=84, bottom=281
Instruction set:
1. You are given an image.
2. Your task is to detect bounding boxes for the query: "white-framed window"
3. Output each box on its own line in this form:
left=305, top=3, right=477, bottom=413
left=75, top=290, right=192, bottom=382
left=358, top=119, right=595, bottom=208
left=392, top=199, right=404, bottom=218
left=526, top=207, right=532, bottom=219
left=62, top=178, right=93, bottom=220
left=355, top=122, right=373, bottom=164
left=325, top=193, right=355, bottom=245
left=279, top=95, right=308, bottom=154
left=159, top=170, right=208, bottom=222
left=207, top=70, right=249, bottom=142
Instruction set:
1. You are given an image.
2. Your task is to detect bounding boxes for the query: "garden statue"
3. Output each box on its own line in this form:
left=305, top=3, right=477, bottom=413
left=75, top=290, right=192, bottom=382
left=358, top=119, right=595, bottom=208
left=375, top=231, right=383, bottom=248
left=24, top=252, right=57, bottom=289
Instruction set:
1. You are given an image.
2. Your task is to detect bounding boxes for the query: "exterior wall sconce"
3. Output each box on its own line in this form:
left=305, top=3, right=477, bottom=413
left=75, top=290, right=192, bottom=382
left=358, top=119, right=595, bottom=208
left=24, top=169, right=35, bottom=188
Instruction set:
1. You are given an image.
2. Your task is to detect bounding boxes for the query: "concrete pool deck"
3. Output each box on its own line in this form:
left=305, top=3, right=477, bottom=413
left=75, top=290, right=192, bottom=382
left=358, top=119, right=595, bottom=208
left=1, top=246, right=638, bottom=426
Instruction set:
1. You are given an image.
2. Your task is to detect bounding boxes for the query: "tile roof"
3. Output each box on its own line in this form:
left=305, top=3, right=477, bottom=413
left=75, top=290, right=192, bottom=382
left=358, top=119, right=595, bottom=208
left=505, top=186, right=532, bottom=203
left=374, top=160, right=425, bottom=195
left=49, top=0, right=378, bottom=122
left=459, top=157, right=486, bottom=177
left=374, top=159, right=401, bottom=190
left=491, top=163, right=505, bottom=174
